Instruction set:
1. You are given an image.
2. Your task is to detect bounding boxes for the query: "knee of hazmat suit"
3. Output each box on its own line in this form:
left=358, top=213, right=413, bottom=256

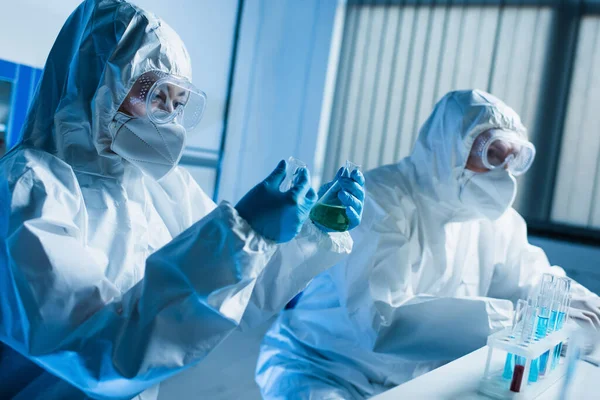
left=256, top=89, right=596, bottom=399
left=0, top=1, right=352, bottom=399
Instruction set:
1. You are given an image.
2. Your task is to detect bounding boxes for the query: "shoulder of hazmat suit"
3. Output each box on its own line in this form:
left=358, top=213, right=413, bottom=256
left=0, top=1, right=352, bottom=399
left=255, top=89, right=595, bottom=399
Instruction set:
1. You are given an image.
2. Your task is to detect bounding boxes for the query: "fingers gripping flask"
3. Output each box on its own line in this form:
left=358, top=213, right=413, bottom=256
left=309, top=160, right=361, bottom=232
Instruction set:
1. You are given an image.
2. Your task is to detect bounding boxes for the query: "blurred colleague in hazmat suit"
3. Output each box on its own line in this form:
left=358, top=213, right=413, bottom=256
left=256, top=90, right=600, bottom=399
left=0, top=0, right=365, bottom=399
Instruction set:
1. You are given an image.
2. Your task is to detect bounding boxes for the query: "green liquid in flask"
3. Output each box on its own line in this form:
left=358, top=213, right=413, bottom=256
left=310, top=203, right=349, bottom=232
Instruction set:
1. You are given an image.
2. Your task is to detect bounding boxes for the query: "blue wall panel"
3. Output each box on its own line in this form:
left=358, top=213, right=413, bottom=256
left=0, top=59, right=17, bottom=81
left=10, top=65, right=33, bottom=147
left=0, top=59, right=43, bottom=151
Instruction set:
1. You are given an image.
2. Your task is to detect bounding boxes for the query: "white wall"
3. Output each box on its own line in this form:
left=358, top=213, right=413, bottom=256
left=0, top=1, right=80, bottom=68
left=218, top=0, right=343, bottom=203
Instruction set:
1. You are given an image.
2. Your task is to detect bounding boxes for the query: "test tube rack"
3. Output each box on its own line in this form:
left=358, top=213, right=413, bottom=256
left=478, top=326, right=571, bottom=399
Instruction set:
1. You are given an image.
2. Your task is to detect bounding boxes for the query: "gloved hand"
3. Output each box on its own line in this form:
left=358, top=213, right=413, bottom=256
left=236, top=160, right=317, bottom=243
left=317, top=167, right=365, bottom=231
left=570, top=296, right=600, bottom=330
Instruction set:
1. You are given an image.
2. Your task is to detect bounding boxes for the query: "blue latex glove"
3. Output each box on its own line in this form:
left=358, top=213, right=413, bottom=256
left=236, top=160, right=317, bottom=243
left=317, top=167, right=365, bottom=231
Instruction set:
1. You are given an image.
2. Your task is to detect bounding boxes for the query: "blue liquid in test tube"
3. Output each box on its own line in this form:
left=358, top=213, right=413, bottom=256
left=551, top=311, right=566, bottom=369
left=529, top=357, right=540, bottom=382
left=540, top=310, right=559, bottom=374
left=536, top=314, right=549, bottom=338
left=530, top=275, right=554, bottom=383
left=529, top=313, right=549, bottom=382
left=503, top=353, right=515, bottom=380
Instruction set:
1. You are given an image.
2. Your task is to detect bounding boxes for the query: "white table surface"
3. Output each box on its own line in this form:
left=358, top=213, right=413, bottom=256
left=371, top=346, right=599, bottom=400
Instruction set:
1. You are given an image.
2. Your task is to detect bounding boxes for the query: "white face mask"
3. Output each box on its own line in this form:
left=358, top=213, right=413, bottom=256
left=109, top=112, right=186, bottom=180
left=459, top=168, right=517, bottom=220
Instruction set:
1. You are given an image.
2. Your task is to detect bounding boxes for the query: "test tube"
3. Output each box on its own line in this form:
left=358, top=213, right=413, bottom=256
left=549, top=282, right=570, bottom=371
left=553, top=293, right=572, bottom=368
left=529, top=288, right=554, bottom=383
left=280, top=157, right=307, bottom=192
left=503, top=300, right=527, bottom=380
left=540, top=278, right=564, bottom=376
left=563, top=277, right=572, bottom=295
left=535, top=277, right=556, bottom=340
left=552, top=278, right=570, bottom=337
left=522, top=297, right=538, bottom=343
left=510, top=360, right=526, bottom=393
left=551, top=278, right=570, bottom=332
left=512, top=303, right=537, bottom=393
left=540, top=273, right=555, bottom=292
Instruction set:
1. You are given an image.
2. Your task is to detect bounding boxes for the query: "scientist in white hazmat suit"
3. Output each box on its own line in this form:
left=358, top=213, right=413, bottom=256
left=256, top=90, right=600, bottom=399
left=0, top=0, right=365, bottom=399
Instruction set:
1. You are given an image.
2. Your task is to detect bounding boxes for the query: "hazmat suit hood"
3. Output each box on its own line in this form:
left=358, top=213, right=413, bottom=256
left=405, top=89, right=527, bottom=221
left=19, top=0, right=192, bottom=177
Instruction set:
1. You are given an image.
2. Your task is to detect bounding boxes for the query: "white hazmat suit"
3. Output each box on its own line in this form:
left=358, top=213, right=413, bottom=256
left=0, top=1, right=352, bottom=399
left=256, top=90, right=594, bottom=399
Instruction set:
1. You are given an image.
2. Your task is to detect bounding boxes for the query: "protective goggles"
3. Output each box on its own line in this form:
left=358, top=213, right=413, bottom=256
left=470, top=129, right=536, bottom=176
left=123, top=71, right=207, bottom=130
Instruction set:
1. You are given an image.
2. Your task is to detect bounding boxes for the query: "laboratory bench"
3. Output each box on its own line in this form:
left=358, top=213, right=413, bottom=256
left=371, top=345, right=599, bottom=400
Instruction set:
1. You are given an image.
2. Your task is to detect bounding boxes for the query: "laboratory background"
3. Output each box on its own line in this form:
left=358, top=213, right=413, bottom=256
left=1, top=0, right=600, bottom=398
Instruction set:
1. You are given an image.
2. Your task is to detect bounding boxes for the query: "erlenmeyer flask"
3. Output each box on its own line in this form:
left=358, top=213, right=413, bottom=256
left=280, top=156, right=307, bottom=192
left=310, top=160, right=361, bottom=232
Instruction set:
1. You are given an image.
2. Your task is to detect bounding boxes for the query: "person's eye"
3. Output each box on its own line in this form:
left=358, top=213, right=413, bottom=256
left=487, top=147, right=504, bottom=165
left=152, top=92, right=167, bottom=104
